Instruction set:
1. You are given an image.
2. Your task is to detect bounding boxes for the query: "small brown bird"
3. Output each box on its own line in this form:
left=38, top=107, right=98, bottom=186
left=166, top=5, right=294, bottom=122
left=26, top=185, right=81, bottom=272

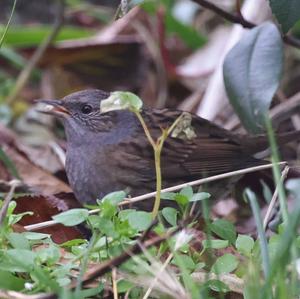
left=40, top=89, right=299, bottom=205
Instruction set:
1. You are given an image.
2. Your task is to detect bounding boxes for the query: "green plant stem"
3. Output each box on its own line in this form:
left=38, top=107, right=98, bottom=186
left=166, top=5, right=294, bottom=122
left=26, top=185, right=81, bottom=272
left=0, top=0, right=17, bottom=48
left=74, top=232, right=99, bottom=297
left=152, top=138, right=164, bottom=219
left=265, top=116, right=288, bottom=223
left=134, top=111, right=156, bottom=148
left=134, top=111, right=185, bottom=219
left=245, top=189, right=270, bottom=281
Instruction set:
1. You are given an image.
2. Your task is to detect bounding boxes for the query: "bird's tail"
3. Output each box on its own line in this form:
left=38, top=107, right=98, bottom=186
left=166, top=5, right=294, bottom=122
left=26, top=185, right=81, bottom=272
left=242, top=130, right=300, bottom=155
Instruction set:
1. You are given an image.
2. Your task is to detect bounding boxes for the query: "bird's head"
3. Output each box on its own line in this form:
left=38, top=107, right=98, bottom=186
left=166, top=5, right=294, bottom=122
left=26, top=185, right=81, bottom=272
left=38, top=89, right=138, bottom=143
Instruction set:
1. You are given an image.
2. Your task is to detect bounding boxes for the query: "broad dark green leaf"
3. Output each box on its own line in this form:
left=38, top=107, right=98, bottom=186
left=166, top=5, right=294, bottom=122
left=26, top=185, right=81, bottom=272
left=162, top=207, right=178, bottom=226
left=211, top=219, right=237, bottom=244
left=223, top=22, right=283, bottom=133
left=269, top=0, right=300, bottom=33
left=211, top=253, right=238, bottom=274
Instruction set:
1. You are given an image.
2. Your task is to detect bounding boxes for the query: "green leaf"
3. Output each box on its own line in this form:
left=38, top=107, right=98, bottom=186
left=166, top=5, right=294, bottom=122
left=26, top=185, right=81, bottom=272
left=127, top=211, right=152, bottom=231
left=100, top=91, right=143, bottom=113
left=99, top=201, right=118, bottom=219
left=223, top=22, right=283, bottom=133
left=6, top=249, right=36, bottom=272
left=93, top=217, right=118, bottom=238
left=202, top=239, right=229, bottom=250
left=52, top=208, right=89, bottom=226
left=117, top=280, right=134, bottom=293
left=57, top=277, right=71, bottom=287
left=211, top=219, right=237, bottom=244
left=1, top=25, right=93, bottom=47
left=190, top=192, right=211, bottom=202
left=211, top=253, right=238, bottom=274
left=165, top=12, right=207, bottom=50
left=23, top=232, right=50, bottom=240
left=180, top=186, right=193, bottom=199
left=174, top=194, right=189, bottom=206
left=207, top=279, right=229, bottom=293
left=161, top=192, right=176, bottom=200
left=268, top=234, right=281, bottom=260
left=269, top=0, right=300, bottom=33
left=118, top=209, right=137, bottom=221
left=77, top=283, right=104, bottom=298
left=7, top=232, right=30, bottom=249
left=0, top=270, right=24, bottom=291
left=162, top=207, right=178, bottom=226
left=102, top=190, right=127, bottom=206
left=260, top=180, right=273, bottom=203
left=172, top=254, right=196, bottom=271
left=36, top=244, right=61, bottom=264
left=60, top=238, right=86, bottom=248
left=235, top=234, right=255, bottom=256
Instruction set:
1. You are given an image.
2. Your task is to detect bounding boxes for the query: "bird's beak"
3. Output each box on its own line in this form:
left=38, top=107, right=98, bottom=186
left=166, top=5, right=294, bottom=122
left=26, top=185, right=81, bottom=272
left=37, top=99, right=70, bottom=117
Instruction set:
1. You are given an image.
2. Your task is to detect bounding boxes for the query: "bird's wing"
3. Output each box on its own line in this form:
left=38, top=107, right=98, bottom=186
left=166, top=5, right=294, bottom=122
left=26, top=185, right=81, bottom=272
left=141, top=109, right=264, bottom=180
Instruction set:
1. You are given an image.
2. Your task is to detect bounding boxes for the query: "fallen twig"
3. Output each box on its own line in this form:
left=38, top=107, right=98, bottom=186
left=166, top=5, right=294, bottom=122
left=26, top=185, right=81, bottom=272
left=24, top=162, right=286, bottom=231
left=263, top=166, right=290, bottom=230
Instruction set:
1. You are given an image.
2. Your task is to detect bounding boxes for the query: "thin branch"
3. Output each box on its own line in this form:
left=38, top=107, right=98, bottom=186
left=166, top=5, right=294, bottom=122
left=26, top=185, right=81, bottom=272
left=191, top=0, right=300, bottom=49
left=112, top=268, right=118, bottom=299
left=192, top=0, right=254, bottom=28
left=72, top=221, right=177, bottom=288
left=24, top=162, right=286, bottom=232
left=6, top=0, right=65, bottom=105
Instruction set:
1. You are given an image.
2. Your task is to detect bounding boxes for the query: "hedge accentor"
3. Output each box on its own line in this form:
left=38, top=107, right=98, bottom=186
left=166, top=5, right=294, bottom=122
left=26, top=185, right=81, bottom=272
left=40, top=89, right=299, bottom=205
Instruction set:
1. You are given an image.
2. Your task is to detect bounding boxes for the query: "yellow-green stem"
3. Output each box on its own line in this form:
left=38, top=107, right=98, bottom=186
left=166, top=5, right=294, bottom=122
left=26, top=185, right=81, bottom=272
left=133, top=111, right=185, bottom=219
left=152, top=145, right=163, bottom=219
left=134, top=111, right=156, bottom=148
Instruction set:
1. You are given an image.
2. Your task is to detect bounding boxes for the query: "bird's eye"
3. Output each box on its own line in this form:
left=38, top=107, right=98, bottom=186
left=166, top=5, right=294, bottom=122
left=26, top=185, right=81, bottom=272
left=81, top=104, right=93, bottom=114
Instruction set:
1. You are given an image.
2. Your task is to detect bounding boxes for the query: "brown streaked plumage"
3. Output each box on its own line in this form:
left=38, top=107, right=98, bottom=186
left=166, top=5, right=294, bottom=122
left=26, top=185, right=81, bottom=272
left=39, top=89, right=300, bottom=205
